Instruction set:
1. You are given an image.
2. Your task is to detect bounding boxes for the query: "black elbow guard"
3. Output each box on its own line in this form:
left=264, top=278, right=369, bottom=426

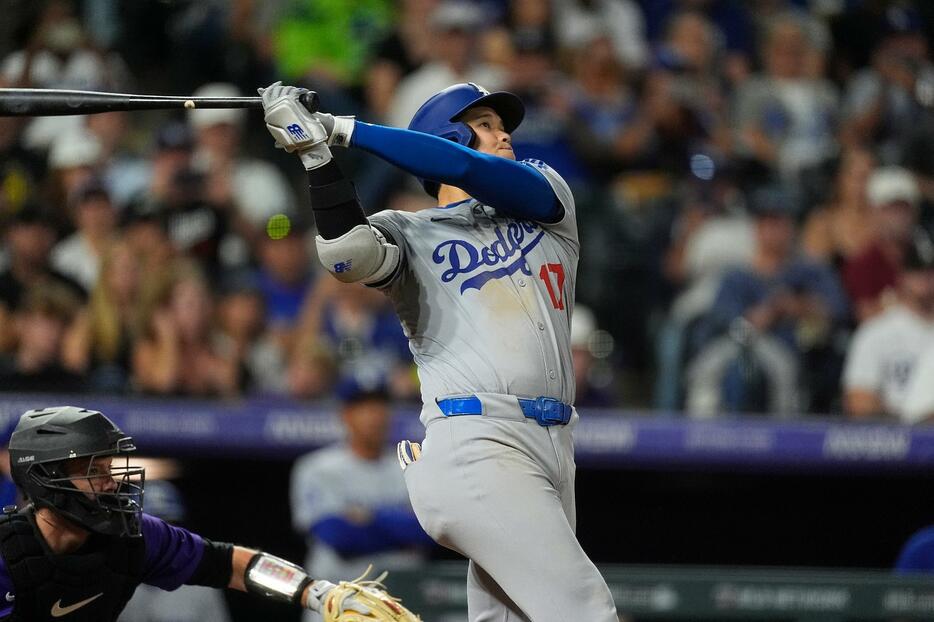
left=188, top=538, right=234, bottom=588
left=307, top=162, right=367, bottom=239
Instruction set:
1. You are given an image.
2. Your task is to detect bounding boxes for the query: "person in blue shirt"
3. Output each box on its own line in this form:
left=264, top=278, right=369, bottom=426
left=290, top=374, right=432, bottom=620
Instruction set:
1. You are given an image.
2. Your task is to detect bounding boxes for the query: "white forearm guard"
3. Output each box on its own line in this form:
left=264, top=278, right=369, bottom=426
left=316, top=224, right=401, bottom=284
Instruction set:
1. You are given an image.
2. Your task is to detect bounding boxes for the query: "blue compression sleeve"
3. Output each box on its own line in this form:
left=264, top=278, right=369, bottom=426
left=351, top=122, right=562, bottom=222
left=312, top=517, right=400, bottom=556
left=312, top=508, right=432, bottom=556
left=372, top=507, right=435, bottom=547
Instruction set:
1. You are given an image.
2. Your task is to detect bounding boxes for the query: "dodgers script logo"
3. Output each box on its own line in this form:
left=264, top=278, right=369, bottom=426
left=432, top=221, right=545, bottom=294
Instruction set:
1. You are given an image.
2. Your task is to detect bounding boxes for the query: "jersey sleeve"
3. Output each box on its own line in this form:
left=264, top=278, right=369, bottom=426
left=289, top=454, right=347, bottom=533
left=366, top=209, right=414, bottom=288
left=902, top=347, right=934, bottom=424
left=842, top=324, right=881, bottom=392
left=140, top=513, right=206, bottom=591
left=519, top=159, right=578, bottom=245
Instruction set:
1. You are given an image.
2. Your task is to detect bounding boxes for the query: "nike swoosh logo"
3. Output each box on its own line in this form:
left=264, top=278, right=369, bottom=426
left=51, top=593, right=103, bottom=617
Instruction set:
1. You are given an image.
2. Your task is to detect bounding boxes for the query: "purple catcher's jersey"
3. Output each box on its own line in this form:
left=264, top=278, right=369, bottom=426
left=369, top=159, right=578, bottom=425
left=0, top=513, right=205, bottom=617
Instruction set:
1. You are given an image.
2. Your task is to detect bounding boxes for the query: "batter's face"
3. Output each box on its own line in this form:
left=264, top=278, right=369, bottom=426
left=460, top=107, right=515, bottom=160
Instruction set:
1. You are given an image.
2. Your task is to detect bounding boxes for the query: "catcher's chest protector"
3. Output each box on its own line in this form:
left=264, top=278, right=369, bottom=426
left=0, top=512, right=145, bottom=621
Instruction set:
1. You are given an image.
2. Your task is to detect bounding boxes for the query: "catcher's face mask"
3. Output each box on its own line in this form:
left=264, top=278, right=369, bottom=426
left=35, top=440, right=145, bottom=537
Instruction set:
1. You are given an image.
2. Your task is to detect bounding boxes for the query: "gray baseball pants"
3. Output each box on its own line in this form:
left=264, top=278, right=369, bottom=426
left=403, top=396, right=618, bottom=622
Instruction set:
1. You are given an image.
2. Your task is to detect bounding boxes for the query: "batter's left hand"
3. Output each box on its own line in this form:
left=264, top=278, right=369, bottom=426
left=258, top=81, right=331, bottom=169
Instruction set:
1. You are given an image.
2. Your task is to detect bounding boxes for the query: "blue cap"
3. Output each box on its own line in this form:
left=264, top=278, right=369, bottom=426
left=335, top=374, right=389, bottom=404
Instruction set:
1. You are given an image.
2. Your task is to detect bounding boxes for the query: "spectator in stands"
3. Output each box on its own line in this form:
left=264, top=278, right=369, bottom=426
left=254, top=215, right=315, bottom=334
left=133, top=261, right=239, bottom=397
left=504, top=29, right=586, bottom=182
left=842, top=166, right=922, bottom=323
left=732, top=11, right=839, bottom=192
left=86, top=111, right=149, bottom=209
left=552, top=0, right=648, bottom=70
left=387, top=1, right=504, bottom=129
left=50, top=176, right=116, bottom=291
left=0, top=281, right=84, bottom=393
left=291, top=279, right=414, bottom=401
left=119, top=480, right=232, bottom=622
left=840, top=4, right=934, bottom=165
left=559, top=31, right=637, bottom=180
left=0, top=0, right=132, bottom=151
left=0, top=0, right=130, bottom=91
left=641, top=0, right=755, bottom=87
left=902, top=340, right=934, bottom=425
left=572, top=305, right=615, bottom=408
left=0, top=202, right=85, bottom=351
left=127, top=121, right=194, bottom=218
left=686, top=188, right=848, bottom=416
left=843, top=237, right=934, bottom=420
left=290, top=374, right=432, bottom=605
left=801, top=147, right=876, bottom=268
left=655, top=166, right=754, bottom=409
left=214, top=271, right=287, bottom=396
left=45, top=125, right=103, bottom=230
left=62, top=239, right=146, bottom=393
left=0, top=78, right=44, bottom=229
left=364, top=0, right=436, bottom=121
left=125, top=121, right=230, bottom=278
left=188, top=83, right=295, bottom=243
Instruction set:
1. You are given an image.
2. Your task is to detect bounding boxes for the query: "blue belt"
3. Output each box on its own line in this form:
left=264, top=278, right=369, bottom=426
left=436, top=395, right=572, bottom=427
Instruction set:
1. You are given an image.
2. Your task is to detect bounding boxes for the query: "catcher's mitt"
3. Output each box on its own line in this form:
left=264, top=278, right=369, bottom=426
left=322, top=567, right=421, bottom=622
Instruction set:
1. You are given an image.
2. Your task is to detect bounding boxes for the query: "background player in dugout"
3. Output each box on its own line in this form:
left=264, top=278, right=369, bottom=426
left=290, top=374, right=433, bottom=622
left=259, top=81, right=618, bottom=621
left=0, top=406, right=417, bottom=622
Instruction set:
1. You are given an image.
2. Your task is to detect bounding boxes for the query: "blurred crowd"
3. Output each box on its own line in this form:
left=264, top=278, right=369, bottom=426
left=2, top=0, right=934, bottom=422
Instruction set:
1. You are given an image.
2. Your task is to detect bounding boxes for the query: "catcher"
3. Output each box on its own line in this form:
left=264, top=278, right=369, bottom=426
left=0, top=405, right=419, bottom=622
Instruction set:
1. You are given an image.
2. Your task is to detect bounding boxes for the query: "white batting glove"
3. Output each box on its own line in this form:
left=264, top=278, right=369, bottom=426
left=312, top=112, right=356, bottom=147
left=258, top=81, right=331, bottom=170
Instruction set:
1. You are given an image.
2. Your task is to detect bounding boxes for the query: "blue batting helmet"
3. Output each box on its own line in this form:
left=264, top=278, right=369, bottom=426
left=408, top=82, right=524, bottom=196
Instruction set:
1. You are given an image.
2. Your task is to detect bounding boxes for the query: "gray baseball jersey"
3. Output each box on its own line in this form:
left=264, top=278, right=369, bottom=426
left=370, top=160, right=578, bottom=423
left=371, top=160, right=618, bottom=621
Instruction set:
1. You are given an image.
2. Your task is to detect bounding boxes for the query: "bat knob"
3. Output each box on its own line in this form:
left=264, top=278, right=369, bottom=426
left=299, top=91, right=319, bottom=114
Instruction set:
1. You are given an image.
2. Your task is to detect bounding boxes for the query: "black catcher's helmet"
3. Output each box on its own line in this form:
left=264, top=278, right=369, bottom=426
left=8, top=406, right=145, bottom=537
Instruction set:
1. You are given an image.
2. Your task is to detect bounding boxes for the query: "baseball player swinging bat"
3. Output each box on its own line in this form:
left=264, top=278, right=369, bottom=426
left=0, top=87, right=319, bottom=116
left=257, top=80, right=619, bottom=621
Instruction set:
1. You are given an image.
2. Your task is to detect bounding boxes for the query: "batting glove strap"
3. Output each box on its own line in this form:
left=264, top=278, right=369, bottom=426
left=328, top=115, right=355, bottom=147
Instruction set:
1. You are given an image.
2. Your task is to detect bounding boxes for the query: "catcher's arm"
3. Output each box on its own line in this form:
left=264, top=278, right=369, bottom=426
left=229, top=546, right=420, bottom=619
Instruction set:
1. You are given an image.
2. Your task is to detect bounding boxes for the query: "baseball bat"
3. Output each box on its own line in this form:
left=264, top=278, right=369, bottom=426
left=0, top=88, right=319, bottom=116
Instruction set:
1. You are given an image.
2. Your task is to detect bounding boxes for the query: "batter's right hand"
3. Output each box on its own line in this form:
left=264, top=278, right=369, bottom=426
left=258, top=81, right=331, bottom=170
left=397, top=440, right=421, bottom=471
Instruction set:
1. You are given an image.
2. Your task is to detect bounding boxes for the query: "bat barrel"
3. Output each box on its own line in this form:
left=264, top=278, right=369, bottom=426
left=0, top=88, right=319, bottom=116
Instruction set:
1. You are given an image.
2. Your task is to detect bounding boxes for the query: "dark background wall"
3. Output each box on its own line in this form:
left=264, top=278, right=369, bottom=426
left=168, top=457, right=934, bottom=621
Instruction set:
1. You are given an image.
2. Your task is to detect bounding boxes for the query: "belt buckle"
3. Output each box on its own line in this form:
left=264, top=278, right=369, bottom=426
left=534, top=397, right=568, bottom=426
